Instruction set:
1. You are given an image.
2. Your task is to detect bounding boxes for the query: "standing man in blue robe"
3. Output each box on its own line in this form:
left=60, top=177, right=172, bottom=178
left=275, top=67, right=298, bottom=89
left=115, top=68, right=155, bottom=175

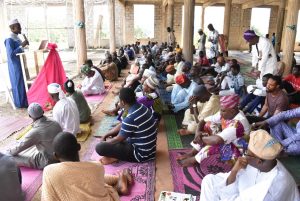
left=4, top=19, right=29, bottom=108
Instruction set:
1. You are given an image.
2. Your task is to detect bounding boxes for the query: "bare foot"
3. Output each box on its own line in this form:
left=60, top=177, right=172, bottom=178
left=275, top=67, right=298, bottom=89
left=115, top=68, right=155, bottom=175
left=99, top=156, right=118, bottom=165
left=177, top=129, right=193, bottom=136
left=112, top=91, right=119, bottom=95
left=177, top=157, right=197, bottom=167
left=123, top=169, right=134, bottom=185
left=117, top=171, right=129, bottom=195
left=102, top=109, right=117, bottom=116
left=176, top=149, right=197, bottom=161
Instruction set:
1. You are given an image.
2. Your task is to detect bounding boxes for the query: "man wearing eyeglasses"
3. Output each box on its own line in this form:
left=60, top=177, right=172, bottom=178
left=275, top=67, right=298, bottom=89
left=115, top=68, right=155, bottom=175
left=200, top=129, right=299, bottom=201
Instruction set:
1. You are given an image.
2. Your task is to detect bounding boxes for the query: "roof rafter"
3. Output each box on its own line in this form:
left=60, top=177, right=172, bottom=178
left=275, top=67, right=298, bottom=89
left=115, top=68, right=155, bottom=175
left=242, top=0, right=279, bottom=9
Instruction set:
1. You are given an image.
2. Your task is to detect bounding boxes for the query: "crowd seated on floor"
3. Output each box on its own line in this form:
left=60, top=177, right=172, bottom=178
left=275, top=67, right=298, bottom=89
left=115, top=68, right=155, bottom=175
left=1, top=24, right=300, bottom=201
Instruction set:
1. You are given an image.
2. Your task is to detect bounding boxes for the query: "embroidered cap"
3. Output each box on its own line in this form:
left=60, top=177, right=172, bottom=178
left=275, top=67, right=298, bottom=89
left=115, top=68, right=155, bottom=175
left=243, top=30, right=257, bottom=41
left=248, top=129, right=282, bottom=160
left=9, top=19, right=19, bottom=26
left=175, top=74, right=188, bottom=85
left=81, top=64, right=91, bottom=75
left=28, top=102, right=44, bottom=119
left=144, top=76, right=159, bottom=90
left=220, top=94, right=239, bottom=109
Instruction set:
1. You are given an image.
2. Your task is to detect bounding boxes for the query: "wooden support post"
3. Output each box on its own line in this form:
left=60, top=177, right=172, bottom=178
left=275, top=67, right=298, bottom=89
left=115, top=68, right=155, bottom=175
left=167, top=0, right=174, bottom=30
left=275, top=0, right=286, bottom=53
left=282, top=0, right=299, bottom=75
left=73, top=0, right=87, bottom=72
left=223, top=0, right=232, bottom=38
left=183, top=0, right=195, bottom=62
left=108, top=0, right=116, bottom=52
left=201, top=5, right=205, bottom=30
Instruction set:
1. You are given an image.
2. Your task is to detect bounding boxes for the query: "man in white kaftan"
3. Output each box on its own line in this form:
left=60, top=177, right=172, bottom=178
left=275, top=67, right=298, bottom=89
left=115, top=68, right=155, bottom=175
left=244, top=30, right=277, bottom=79
left=207, top=24, right=219, bottom=62
left=48, top=83, right=80, bottom=136
left=200, top=129, right=300, bottom=201
left=80, top=65, right=105, bottom=96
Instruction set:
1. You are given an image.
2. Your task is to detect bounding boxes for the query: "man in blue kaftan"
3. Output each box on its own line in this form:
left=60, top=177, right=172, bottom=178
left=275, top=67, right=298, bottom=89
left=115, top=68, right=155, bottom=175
left=4, top=19, right=28, bottom=108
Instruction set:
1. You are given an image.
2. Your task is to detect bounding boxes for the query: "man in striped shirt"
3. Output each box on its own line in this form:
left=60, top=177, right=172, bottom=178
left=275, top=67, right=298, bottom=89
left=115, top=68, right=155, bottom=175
left=96, top=88, right=158, bottom=164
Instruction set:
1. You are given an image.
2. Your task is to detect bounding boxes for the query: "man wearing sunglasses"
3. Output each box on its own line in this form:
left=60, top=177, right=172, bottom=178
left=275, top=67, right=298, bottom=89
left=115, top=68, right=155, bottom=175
left=200, top=129, right=299, bottom=201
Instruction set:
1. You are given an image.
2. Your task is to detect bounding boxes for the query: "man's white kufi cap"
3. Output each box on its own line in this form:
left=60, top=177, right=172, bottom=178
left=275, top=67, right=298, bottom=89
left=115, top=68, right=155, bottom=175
left=9, top=19, right=19, bottom=26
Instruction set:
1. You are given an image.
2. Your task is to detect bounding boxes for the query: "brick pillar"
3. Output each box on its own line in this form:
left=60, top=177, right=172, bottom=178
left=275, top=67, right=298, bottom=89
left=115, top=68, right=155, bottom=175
left=125, top=3, right=134, bottom=44
left=154, top=4, right=162, bottom=42
left=108, top=0, right=116, bottom=52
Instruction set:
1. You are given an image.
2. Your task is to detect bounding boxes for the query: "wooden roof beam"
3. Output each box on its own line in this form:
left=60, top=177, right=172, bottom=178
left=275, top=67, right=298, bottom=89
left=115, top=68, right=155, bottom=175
left=242, top=0, right=279, bottom=9
left=203, top=0, right=224, bottom=8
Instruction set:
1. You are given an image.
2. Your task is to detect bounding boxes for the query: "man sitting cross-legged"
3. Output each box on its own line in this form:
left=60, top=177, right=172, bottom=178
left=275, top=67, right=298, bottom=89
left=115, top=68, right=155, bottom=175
left=200, top=129, right=300, bottom=201
left=7, top=103, right=62, bottom=169
left=96, top=88, right=157, bottom=165
left=177, top=94, right=250, bottom=167
left=42, top=132, right=133, bottom=201
left=48, top=83, right=80, bottom=136
left=177, top=85, right=220, bottom=136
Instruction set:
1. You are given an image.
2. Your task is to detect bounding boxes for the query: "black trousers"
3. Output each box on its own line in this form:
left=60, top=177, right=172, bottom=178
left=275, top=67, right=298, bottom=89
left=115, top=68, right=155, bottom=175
left=95, top=141, right=138, bottom=162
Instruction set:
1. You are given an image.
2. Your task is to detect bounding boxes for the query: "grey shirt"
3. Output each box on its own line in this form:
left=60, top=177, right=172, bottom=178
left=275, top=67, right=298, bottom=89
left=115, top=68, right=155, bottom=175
left=0, top=153, right=24, bottom=201
left=8, top=116, right=62, bottom=169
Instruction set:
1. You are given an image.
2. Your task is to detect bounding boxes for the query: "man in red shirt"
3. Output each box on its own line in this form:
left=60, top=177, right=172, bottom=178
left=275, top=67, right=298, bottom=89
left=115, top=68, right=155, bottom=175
left=283, top=65, right=300, bottom=104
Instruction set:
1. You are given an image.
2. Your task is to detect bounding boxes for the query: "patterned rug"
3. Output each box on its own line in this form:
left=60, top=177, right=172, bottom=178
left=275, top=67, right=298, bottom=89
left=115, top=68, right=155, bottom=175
left=169, top=149, right=232, bottom=197
left=20, top=167, right=43, bottom=201
left=83, top=139, right=156, bottom=201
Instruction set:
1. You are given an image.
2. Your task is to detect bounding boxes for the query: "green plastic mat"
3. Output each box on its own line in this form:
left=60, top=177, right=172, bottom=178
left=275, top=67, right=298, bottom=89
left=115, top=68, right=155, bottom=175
left=279, top=156, right=300, bottom=185
left=163, top=115, right=183, bottom=149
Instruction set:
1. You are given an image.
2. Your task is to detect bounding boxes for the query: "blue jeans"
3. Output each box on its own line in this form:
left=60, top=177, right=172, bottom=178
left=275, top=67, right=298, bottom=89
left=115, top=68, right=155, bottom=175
left=240, top=93, right=265, bottom=114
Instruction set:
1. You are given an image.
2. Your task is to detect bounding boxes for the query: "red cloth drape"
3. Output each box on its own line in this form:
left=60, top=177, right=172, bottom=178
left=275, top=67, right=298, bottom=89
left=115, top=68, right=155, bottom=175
left=27, top=43, right=67, bottom=110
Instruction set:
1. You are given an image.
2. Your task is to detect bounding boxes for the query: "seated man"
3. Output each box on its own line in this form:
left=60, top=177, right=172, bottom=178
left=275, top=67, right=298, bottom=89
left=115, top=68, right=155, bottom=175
left=200, top=129, right=300, bottom=201
left=201, top=55, right=230, bottom=77
left=240, top=73, right=272, bottom=114
left=96, top=88, right=157, bottom=164
left=164, top=63, right=176, bottom=92
left=197, top=50, right=209, bottom=66
left=282, top=65, right=300, bottom=104
left=118, top=48, right=128, bottom=69
left=0, top=153, right=24, bottom=201
left=7, top=103, right=62, bottom=169
left=42, top=132, right=133, bottom=201
left=174, top=53, right=185, bottom=79
left=177, top=94, right=250, bottom=167
left=48, top=83, right=80, bottom=136
left=256, top=107, right=300, bottom=155
left=100, top=55, right=119, bottom=81
left=112, top=51, right=123, bottom=77
left=64, top=80, right=91, bottom=123
left=247, top=75, right=289, bottom=124
left=219, top=64, right=246, bottom=96
left=170, top=74, right=198, bottom=113
left=178, top=85, right=220, bottom=136
left=85, top=59, right=106, bottom=81
left=79, top=64, right=105, bottom=96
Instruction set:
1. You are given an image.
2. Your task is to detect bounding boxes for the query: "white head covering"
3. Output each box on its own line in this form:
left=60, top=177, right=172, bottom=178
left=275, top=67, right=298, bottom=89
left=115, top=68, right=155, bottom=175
left=144, top=76, right=159, bottom=90
left=143, top=69, right=156, bottom=78
left=9, top=19, right=19, bottom=26
left=27, top=102, right=44, bottom=119
left=47, top=83, right=65, bottom=99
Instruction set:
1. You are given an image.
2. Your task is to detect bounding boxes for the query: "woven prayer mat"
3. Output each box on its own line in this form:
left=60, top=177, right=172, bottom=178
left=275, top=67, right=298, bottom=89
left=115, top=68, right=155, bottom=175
left=163, top=115, right=183, bottom=149
left=20, top=167, right=43, bottom=201
left=83, top=139, right=155, bottom=201
left=93, top=116, right=119, bottom=137
left=0, top=116, right=32, bottom=141
left=84, top=82, right=113, bottom=103
left=279, top=156, right=300, bottom=186
left=169, top=149, right=232, bottom=197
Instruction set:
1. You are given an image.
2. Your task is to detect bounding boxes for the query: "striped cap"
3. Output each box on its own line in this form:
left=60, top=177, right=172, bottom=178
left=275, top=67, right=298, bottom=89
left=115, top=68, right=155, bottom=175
left=220, top=94, right=239, bottom=108
left=144, top=76, right=159, bottom=90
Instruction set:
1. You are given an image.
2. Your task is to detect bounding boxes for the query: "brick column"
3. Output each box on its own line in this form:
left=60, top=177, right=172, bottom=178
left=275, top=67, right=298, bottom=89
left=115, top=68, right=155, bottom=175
left=108, top=0, right=116, bottom=52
